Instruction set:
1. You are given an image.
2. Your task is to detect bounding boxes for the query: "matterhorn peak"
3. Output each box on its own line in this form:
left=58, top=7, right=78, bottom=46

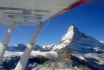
left=70, top=23, right=75, bottom=27
left=52, top=24, right=81, bottom=50
left=61, top=24, right=80, bottom=41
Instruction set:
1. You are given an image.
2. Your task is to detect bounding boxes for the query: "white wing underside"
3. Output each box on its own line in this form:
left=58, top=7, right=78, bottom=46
left=0, top=0, right=81, bottom=26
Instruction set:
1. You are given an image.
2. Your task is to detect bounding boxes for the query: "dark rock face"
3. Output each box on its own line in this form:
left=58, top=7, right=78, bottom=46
left=0, top=56, right=20, bottom=70
left=0, top=56, right=49, bottom=70
left=71, top=55, right=97, bottom=70
left=34, top=44, right=54, bottom=52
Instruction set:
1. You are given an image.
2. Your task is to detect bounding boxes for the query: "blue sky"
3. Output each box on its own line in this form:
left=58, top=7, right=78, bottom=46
left=0, top=0, right=104, bottom=45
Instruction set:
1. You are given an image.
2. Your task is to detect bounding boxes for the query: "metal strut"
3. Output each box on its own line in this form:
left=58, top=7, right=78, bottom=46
left=15, top=23, right=42, bottom=70
left=0, top=24, right=15, bottom=63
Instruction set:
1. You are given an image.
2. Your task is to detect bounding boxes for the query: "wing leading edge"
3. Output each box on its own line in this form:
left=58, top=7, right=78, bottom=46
left=0, top=0, right=86, bottom=26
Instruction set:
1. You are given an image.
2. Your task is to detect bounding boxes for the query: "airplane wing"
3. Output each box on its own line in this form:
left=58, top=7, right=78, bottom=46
left=0, top=0, right=86, bottom=26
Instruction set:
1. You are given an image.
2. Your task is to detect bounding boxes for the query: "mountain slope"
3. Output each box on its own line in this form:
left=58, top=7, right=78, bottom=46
left=52, top=24, right=104, bottom=53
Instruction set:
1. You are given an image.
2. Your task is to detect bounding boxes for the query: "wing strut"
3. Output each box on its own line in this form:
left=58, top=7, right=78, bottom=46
left=15, top=23, right=42, bottom=70
left=0, top=23, right=15, bottom=63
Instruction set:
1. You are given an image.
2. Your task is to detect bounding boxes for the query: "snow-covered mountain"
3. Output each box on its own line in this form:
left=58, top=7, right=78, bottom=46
left=36, top=24, right=104, bottom=70
left=45, top=24, right=104, bottom=70
left=53, top=24, right=104, bottom=52
left=1, top=24, right=104, bottom=70
left=6, top=43, right=54, bottom=52
left=6, top=43, right=26, bottom=52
